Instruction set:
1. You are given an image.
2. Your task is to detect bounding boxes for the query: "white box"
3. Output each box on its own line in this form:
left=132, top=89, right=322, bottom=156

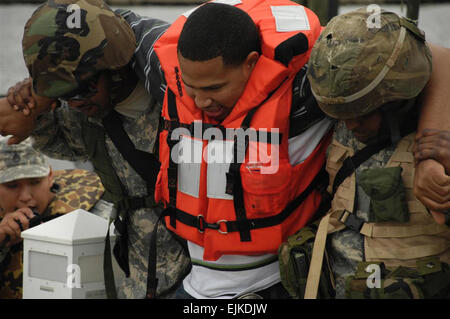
left=21, top=209, right=124, bottom=299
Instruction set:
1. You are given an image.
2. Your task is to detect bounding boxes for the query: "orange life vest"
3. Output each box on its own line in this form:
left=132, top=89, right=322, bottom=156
left=154, top=0, right=329, bottom=261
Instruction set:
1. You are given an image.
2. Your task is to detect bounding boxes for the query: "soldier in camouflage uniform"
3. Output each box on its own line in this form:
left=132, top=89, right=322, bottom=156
left=2, top=0, right=191, bottom=298
left=0, top=137, right=105, bottom=298
left=306, top=8, right=450, bottom=299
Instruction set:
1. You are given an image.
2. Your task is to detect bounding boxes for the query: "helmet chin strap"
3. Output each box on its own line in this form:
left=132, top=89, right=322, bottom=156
left=379, top=98, right=418, bottom=145
left=97, top=68, right=138, bottom=119
left=108, top=66, right=139, bottom=106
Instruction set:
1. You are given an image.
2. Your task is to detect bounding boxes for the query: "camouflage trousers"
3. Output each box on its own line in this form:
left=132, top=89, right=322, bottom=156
left=116, top=206, right=191, bottom=299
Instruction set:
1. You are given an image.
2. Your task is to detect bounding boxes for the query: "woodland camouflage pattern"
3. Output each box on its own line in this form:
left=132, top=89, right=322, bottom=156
left=307, top=7, right=432, bottom=119
left=0, top=169, right=104, bottom=299
left=22, top=0, right=189, bottom=298
left=22, top=0, right=136, bottom=98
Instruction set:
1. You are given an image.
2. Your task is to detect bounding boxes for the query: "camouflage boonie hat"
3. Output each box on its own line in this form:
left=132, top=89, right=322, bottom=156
left=0, top=137, right=50, bottom=184
left=307, top=7, right=432, bottom=120
left=22, top=0, right=136, bottom=98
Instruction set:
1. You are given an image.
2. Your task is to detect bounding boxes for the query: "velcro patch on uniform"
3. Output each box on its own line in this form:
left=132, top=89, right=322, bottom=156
left=271, top=6, right=310, bottom=32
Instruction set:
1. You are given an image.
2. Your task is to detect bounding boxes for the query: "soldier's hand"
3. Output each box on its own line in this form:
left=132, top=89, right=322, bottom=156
left=414, top=159, right=450, bottom=216
left=414, top=129, right=450, bottom=175
left=6, top=78, right=58, bottom=116
left=429, top=211, right=447, bottom=225
left=7, top=78, right=35, bottom=115
left=0, top=98, right=37, bottom=145
left=0, top=208, right=35, bottom=247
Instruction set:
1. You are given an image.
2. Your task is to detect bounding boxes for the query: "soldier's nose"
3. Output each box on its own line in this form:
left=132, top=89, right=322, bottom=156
left=18, top=187, right=33, bottom=204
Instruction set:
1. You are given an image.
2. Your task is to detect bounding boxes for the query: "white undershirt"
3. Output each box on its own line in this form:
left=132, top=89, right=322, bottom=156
left=183, top=118, right=333, bottom=299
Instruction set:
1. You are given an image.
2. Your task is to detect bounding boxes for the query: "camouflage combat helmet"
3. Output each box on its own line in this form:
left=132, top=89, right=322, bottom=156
left=0, top=137, right=50, bottom=184
left=307, top=7, right=432, bottom=120
left=22, top=0, right=136, bottom=98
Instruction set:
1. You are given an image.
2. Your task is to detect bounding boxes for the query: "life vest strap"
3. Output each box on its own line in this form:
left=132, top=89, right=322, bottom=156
left=163, top=167, right=329, bottom=236
left=115, top=195, right=157, bottom=214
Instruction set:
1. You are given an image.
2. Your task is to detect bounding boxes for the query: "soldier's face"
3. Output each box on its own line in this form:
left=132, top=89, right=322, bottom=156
left=178, top=52, right=258, bottom=122
left=65, top=73, right=112, bottom=118
left=344, top=110, right=383, bottom=143
left=0, top=170, right=54, bottom=215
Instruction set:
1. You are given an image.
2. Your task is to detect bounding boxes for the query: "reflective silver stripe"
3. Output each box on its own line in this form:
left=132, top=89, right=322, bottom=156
left=312, top=27, right=407, bottom=104
left=177, top=137, right=202, bottom=198
left=206, top=140, right=234, bottom=200
left=271, top=5, right=310, bottom=32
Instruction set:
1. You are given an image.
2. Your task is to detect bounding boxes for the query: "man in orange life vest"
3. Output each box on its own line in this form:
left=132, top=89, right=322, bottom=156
left=153, top=1, right=334, bottom=299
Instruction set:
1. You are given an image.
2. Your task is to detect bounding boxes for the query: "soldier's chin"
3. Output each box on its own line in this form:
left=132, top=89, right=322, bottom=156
left=77, top=104, right=101, bottom=117
left=355, top=136, right=369, bottom=143
left=352, top=132, right=372, bottom=143
left=354, top=133, right=379, bottom=145
left=85, top=106, right=99, bottom=117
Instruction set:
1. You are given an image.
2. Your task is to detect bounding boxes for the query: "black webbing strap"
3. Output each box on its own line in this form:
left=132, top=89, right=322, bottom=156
left=102, top=109, right=161, bottom=299
left=145, top=211, right=163, bottom=299
left=167, top=167, right=328, bottom=234
left=225, top=78, right=288, bottom=242
left=102, top=110, right=160, bottom=188
left=331, top=137, right=391, bottom=196
left=332, top=119, right=416, bottom=233
left=104, top=226, right=117, bottom=299
left=166, top=89, right=179, bottom=228
left=226, top=108, right=259, bottom=242
left=164, top=79, right=286, bottom=240
left=332, top=98, right=418, bottom=197
left=115, top=195, right=156, bottom=213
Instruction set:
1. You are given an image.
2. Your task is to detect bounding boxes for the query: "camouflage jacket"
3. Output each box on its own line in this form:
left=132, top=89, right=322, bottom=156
left=32, top=98, right=190, bottom=299
left=30, top=10, right=191, bottom=299
left=0, top=169, right=104, bottom=299
left=328, top=120, right=398, bottom=298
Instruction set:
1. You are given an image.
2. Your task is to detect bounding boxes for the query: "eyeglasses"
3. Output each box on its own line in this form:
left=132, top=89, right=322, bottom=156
left=59, top=73, right=101, bottom=102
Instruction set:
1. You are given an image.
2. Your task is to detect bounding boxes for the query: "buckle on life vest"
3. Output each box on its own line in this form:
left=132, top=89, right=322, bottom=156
left=197, top=215, right=228, bottom=234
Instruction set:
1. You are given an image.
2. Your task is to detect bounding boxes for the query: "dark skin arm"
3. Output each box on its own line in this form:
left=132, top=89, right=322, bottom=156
left=415, top=129, right=450, bottom=175
left=1, top=78, right=56, bottom=145
left=0, top=97, right=38, bottom=145
left=413, top=43, right=450, bottom=224
left=6, top=78, right=58, bottom=116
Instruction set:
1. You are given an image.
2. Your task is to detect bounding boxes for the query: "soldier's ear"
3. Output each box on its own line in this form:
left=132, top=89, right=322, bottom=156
left=47, top=167, right=53, bottom=183
left=47, top=168, right=59, bottom=194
